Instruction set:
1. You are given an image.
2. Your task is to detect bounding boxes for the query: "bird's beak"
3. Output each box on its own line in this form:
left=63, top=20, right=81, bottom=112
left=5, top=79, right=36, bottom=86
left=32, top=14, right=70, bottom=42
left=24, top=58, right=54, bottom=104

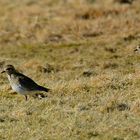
left=1, top=70, right=5, bottom=73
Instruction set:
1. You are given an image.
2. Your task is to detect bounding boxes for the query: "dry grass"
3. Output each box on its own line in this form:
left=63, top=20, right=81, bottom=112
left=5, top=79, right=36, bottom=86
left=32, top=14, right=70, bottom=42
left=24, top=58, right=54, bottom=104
left=0, top=0, right=140, bottom=139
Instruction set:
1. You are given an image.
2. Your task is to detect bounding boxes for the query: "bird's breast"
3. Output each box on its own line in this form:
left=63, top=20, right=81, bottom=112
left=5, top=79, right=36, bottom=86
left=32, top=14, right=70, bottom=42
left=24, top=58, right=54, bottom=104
left=7, top=75, right=27, bottom=94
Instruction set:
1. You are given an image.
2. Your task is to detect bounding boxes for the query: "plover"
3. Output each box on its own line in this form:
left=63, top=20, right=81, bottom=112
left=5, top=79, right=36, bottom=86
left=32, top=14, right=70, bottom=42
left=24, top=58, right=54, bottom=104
left=134, top=45, right=140, bottom=53
left=1, top=65, right=50, bottom=100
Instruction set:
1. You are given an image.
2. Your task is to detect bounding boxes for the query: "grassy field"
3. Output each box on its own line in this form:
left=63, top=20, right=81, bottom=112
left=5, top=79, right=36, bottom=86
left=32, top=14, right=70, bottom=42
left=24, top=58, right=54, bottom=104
left=0, top=0, right=140, bottom=139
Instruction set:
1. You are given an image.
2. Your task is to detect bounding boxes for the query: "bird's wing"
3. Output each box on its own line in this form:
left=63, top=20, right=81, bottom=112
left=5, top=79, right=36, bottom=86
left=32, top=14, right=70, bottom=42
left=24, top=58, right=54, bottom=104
left=17, top=73, right=39, bottom=91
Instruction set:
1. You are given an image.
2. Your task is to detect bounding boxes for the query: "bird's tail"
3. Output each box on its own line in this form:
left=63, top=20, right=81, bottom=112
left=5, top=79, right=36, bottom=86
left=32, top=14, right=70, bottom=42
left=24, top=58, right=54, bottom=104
left=38, top=86, right=50, bottom=92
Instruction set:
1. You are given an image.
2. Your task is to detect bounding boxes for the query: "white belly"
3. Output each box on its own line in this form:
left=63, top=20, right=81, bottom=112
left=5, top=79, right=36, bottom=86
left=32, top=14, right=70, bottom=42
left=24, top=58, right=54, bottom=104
left=7, top=75, right=36, bottom=95
left=8, top=75, right=28, bottom=95
left=11, top=83, right=27, bottom=94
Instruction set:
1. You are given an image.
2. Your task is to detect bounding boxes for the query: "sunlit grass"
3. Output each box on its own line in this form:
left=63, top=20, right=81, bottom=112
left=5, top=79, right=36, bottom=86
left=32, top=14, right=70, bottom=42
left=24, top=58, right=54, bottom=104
left=0, top=0, right=140, bottom=139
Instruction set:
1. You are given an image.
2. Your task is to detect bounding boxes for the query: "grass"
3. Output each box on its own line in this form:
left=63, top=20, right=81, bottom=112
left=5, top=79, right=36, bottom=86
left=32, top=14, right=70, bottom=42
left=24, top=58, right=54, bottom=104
left=0, top=0, right=140, bottom=139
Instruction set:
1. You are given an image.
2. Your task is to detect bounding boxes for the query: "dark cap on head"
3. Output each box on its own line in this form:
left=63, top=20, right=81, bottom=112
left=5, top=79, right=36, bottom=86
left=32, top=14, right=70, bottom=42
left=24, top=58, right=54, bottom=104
left=1, top=64, right=16, bottom=74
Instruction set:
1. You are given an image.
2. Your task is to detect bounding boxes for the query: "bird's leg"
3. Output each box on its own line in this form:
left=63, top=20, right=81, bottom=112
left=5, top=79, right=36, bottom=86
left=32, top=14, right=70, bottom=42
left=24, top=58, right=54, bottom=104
left=25, top=95, right=28, bottom=101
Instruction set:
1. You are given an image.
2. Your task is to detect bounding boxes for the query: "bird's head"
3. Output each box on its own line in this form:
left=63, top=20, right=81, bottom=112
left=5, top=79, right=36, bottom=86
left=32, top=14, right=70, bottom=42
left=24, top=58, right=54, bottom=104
left=1, top=65, right=16, bottom=75
left=134, top=45, right=140, bottom=53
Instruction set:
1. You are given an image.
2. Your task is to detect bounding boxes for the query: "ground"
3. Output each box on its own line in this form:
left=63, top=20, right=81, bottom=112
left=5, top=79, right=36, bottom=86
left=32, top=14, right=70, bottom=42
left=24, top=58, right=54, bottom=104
left=0, top=0, right=140, bottom=139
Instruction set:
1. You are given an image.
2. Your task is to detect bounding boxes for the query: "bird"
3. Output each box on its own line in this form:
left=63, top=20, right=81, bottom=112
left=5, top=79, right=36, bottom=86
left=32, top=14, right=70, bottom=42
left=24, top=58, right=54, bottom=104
left=134, top=45, right=140, bottom=53
left=1, top=64, right=50, bottom=100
